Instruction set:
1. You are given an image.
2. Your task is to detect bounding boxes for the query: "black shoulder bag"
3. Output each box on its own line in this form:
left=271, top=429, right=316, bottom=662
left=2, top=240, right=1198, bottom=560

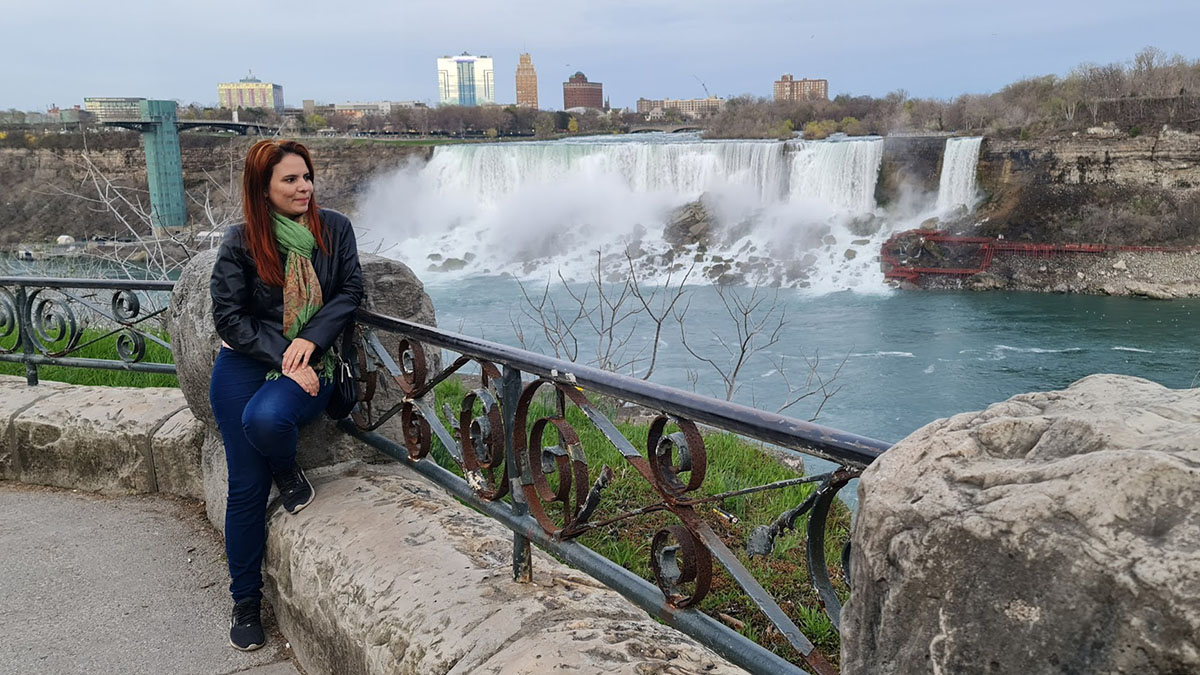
left=325, top=323, right=360, bottom=420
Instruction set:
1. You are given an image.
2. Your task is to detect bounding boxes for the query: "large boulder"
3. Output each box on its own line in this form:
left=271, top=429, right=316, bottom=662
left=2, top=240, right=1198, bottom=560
left=842, top=374, right=1200, bottom=674
left=167, top=249, right=437, bottom=530
left=663, top=200, right=714, bottom=248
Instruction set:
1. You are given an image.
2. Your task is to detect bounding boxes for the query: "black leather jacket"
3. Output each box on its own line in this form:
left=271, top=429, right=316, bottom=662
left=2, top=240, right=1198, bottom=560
left=210, top=208, right=364, bottom=368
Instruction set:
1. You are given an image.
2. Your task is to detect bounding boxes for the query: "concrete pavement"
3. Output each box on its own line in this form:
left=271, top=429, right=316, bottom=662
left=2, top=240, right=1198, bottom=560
left=0, top=481, right=301, bottom=675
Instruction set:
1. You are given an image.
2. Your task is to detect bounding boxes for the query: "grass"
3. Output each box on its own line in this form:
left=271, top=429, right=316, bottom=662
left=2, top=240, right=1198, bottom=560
left=0, top=327, right=178, bottom=388
left=426, top=377, right=851, bottom=667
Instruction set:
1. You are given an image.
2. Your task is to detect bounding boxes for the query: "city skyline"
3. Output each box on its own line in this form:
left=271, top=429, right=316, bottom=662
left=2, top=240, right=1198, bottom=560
left=4, top=0, right=1197, bottom=111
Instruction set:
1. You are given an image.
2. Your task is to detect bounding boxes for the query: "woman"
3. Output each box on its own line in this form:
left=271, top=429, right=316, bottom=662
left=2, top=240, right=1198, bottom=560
left=209, top=139, right=363, bottom=651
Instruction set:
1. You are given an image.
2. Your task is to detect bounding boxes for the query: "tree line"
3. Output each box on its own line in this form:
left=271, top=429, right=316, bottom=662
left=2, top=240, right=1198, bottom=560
left=174, top=103, right=644, bottom=139
left=705, top=47, right=1200, bottom=139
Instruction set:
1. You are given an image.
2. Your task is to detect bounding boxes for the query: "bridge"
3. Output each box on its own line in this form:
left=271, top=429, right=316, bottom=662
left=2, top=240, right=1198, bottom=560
left=98, top=101, right=274, bottom=231
left=102, top=119, right=272, bottom=136
left=627, top=123, right=704, bottom=134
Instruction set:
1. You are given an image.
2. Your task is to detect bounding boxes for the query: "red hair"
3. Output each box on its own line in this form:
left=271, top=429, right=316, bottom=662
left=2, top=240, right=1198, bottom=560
left=240, top=139, right=329, bottom=286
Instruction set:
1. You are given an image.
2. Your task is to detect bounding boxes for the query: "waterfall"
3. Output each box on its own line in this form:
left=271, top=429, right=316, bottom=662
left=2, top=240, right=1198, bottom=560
left=935, top=137, right=983, bottom=214
left=359, top=136, right=887, bottom=289
left=788, top=138, right=884, bottom=214
left=423, top=139, right=790, bottom=203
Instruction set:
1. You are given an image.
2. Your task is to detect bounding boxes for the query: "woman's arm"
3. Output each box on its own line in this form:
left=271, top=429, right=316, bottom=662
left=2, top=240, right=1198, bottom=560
left=210, top=229, right=290, bottom=367
left=295, top=214, right=364, bottom=351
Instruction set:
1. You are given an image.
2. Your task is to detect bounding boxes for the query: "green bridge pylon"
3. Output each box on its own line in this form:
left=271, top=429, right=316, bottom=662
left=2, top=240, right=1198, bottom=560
left=136, top=100, right=187, bottom=230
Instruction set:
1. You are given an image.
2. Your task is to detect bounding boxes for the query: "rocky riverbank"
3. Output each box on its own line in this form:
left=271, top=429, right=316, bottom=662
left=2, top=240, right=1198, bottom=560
left=934, top=249, right=1200, bottom=298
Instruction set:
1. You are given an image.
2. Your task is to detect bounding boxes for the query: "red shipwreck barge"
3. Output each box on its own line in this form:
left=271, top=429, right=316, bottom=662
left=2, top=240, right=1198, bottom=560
left=880, top=229, right=1197, bottom=286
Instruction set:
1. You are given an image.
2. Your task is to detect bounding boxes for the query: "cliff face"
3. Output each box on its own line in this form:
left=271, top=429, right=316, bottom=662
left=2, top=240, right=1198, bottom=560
left=0, top=138, right=432, bottom=244
left=875, top=136, right=945, bottom=206
left=974, top=133, right=1200, bottom=246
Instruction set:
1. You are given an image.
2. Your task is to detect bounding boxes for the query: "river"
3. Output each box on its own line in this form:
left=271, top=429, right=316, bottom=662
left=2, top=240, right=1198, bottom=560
left=426, top=277, right=1197, bottom=446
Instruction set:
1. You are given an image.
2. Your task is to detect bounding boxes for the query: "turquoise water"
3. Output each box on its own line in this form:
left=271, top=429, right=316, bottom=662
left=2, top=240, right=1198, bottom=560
left=426, top=278, right=1197, bottom=446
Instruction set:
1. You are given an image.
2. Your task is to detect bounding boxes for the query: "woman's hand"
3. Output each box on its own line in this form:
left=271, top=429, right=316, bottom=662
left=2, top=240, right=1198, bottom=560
left=284, top=364, right=320, bottom=397
left=282, top=337, right=317, bottom=374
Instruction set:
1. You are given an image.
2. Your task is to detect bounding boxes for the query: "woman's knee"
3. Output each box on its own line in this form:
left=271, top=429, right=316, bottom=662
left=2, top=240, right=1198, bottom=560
left=241, top=406, right=296, bottom=453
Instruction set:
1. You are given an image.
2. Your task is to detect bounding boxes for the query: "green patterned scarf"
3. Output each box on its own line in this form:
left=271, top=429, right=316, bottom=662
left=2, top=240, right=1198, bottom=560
left=266, top=212, right=336, bottom=382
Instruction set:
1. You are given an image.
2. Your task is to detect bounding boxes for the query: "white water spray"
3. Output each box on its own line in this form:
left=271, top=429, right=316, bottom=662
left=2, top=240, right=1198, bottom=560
left=358, top=135, right=889, bottom=290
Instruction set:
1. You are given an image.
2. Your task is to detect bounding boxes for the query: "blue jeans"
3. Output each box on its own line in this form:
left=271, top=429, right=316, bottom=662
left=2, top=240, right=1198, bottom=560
left=209, top=347, right=333, bottom=602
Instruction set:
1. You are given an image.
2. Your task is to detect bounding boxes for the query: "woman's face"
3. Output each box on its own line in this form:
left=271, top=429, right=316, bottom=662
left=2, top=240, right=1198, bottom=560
left=266, top=153, right=313, bottom=218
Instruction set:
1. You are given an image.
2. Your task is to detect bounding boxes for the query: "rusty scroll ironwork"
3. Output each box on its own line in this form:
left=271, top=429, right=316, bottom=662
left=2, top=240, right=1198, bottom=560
left=346, top=311, right=889, bottom=675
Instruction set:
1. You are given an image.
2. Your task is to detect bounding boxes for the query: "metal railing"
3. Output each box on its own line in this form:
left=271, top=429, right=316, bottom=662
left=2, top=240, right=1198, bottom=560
left=0, top=277, right=177, bottom=383
left=345, top=311, right=890, bottom=675
left=0, top=276, right=892, bottom=674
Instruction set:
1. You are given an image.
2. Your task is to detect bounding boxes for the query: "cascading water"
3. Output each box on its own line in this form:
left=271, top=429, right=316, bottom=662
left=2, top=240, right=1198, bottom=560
left=935, top=137, right=983, bottom=214
left=358, top=135, right=888, bottom=290
left=788, top=139, right=884, bottom=214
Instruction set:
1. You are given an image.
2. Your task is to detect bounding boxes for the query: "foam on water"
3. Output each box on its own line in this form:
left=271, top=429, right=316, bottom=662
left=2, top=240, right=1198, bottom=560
left=994, top=345, right=1085, bottom=354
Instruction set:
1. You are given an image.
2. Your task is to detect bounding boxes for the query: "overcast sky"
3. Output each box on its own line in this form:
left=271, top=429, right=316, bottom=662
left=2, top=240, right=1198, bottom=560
left=6, top=0, right=1197, bottom=112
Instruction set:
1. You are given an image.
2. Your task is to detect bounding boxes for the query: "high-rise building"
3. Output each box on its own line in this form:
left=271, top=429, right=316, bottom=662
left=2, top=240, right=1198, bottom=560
left=437, top=54, right=495, bottom=106
left=83, top=97, right=147, bottom=121
left=515, top=53, right=538, bottom=109
left=563, top=72, right=603, bottom=110
left=773, top=74, right=828, bottom=101
left=218, top=72, right=285, bottom=112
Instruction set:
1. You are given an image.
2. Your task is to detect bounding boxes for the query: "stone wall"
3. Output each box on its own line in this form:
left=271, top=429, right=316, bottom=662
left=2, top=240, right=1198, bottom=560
left=0, top=373, right=745, bottom=674
left=0, top=375, right=204, bottom=498
left=266, top=466, right=745, bottom=675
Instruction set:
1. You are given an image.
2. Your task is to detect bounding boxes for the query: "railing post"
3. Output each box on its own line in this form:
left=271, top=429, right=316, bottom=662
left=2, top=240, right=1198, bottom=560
left=500, top=365, right=532, bottom=582
left=16, top=285, right=37, bottom=386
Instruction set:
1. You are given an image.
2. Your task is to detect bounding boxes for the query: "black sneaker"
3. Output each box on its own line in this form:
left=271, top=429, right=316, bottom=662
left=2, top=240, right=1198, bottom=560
left=229, top=597, right=265, bottom=651
left=273, top=463, right=315, bottom=514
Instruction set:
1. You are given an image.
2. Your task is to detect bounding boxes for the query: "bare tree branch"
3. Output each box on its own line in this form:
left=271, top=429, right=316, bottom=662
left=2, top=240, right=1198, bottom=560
left=677, top=282, right=786, bottom=401
left=773, top=351, right=847, bottom=421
